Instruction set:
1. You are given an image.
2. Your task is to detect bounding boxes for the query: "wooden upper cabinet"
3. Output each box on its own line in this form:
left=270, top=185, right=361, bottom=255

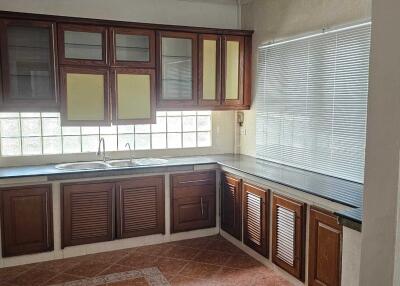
left=110, top=28, right=155, bottom=68
left=198, top=34, right=221, bottom=107
left=222, top=35, right=245, bottom=107
left=111, top=68, right=156, bottom=124
left=309, top=207, right=342, bottom=286
left=58, top=23, right=108, bottom=66
left=116, top=176, right=165, bottom=239
left=157, top=31, right=198, bottom=108
left=272, top=194, right=306, bottom=281
left=62, top=181, right=115, bottom=248
left=60, top=65, right=110, bottom=126
left=0, top=185, right=53, bottom=257
left=0, top=19, right=58, bottom=111
left=221, top=173, right=242, bottom=240
left=243, top=182, right=269, bottom=257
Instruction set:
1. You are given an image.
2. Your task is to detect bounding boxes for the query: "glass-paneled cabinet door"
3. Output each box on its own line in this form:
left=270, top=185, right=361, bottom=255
left=111, top=68, right=155, bottom=124
left=222, top=35, right=244, bottom=106
left=0, top=19, right=58, bottom=111
left=60, top=66, right=110, bottom=126
left=158, top=31, right=198, bottom=108
left=199, top=34, right=221, bottom=107
left=111, top=28, right=155, bottom=68
left=58, top=24, right=108, bottom=66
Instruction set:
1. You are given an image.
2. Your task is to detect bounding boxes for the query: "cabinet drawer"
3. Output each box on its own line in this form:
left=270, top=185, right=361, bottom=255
left=171, top=170, right=216, bottom=188
left=173, top=184, right=215, bottom=199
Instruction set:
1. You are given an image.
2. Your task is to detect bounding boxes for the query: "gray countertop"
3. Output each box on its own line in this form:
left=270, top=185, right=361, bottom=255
left=0, top=154, right=363, bottom=225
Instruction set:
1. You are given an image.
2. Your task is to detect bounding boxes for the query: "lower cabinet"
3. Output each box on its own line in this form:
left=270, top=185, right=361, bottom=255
left=171, top=171, right=216, bottom=233
left=308, top=207, right=342, bottom=286
left=243, top=182, right=269, bottom=257
left=62, top=181, right=115, bottom=247
left=221, top=172, right=242, bottom=240
left=116, top=176, right=164, bottom=238
left=0, top=185, right=53, bottom=257
left=272, top=194, right=306, bottom=281
left=62, top=175, right=165, bottom=248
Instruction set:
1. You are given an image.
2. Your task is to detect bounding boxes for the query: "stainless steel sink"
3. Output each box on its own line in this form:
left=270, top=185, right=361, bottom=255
left=107, top=160, right=136, bottom=168
left=55, top=161, right=110, bottom=170
left=134, top=158, right=168, bottom=165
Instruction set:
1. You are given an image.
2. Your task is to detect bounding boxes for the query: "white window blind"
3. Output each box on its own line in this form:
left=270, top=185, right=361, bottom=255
left=256, top=23, right=371, bottom=183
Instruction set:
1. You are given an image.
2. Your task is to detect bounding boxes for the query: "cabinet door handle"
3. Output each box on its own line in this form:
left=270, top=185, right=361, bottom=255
left=200, top=196, right=204, bottom=216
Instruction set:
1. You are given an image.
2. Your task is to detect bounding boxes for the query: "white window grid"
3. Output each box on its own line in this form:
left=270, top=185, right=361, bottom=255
left=0, top=111, right=212, bottom=156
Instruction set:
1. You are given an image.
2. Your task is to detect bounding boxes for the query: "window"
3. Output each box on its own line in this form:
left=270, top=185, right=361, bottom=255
left=0, top=111, right=212, bottom=156
left=256, top=23, right=371, bottom=183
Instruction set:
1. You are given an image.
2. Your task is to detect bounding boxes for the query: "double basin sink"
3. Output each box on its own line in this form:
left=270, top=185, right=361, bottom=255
left=55, top=158, right=168, bottom=171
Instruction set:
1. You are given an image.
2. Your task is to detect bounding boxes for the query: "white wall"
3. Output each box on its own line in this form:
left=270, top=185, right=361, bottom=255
left=359, top=0, right=400, bottom=284
left=239, top=0, right=371, bottom=156
left=0, top=0, right=239, bottom=29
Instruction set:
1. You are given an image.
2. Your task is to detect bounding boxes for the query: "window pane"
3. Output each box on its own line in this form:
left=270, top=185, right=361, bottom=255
left=197, top=116, right=211, bottom=131
left=43, top=136, right=62, bottom=154
left=0, top=119, right=20, bottom=137
left=81, top=126, right=99, bottom=135
left=21, top=118, right=41, bottom=136
left=197, top=132, right=211, bottom=147
left=1, top=138, right=21, bottom=156
left=63, top=136, right=81, bottom=153
left=135, top=134, right=150, bottom=150
left=101, top=134, right=117, bottom=151
left=135, top=124, right=150, bottom=133
left=22, top=137, right=42, bottom=155
left=167, top=116, right=182, bottom=132
left=82, top=135, right=99, bottom=152
left=151, top=117, right=166, bottom=133
left=62, top=126, right=80, bottom=136
left=182, top=116, right=196, bottom=132
left=118, top=125, right=135, bottom=134
left=183, top=132, right=196, bottom=148
left=100, top=126, right=117, bottom=135
left=118, top=134, right=134, bottom=150
left=168, top=133, right=182, bottom=148
left=152, top=133, right=166, bottom=149
left=42, top=117, right=61, bottom=136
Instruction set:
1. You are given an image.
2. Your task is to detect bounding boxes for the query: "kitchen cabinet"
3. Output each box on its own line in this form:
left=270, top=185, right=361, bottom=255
left=221, top=172, right=242, bottom=240
left=58, top=23, right=108, bottom=66
left=110, top=27, right=155, bottom=68
left=243, top=182, right=269, bottom=257
left=157, top=31, right=198, bottom=109
left=111, top=68, right=156, bottom=124
left=171, top=171, right=216, bottom=233
left=116, top=176, right=164, bottom=238
left=272, top=194, right=306, bottom=281
left=0, top=184, right=53, bottom=257
left=198, top=34, right=221, bottom=107
left=0, top=19, right=58, bottom=111
left=59, top=65, right=110, bottom=126
left=309, top=207, right=342, bottom=286
left=62, top=181, right=115, bottom=247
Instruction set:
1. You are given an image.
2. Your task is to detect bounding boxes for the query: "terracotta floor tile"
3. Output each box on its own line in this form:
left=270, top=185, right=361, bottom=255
left=193, top=250, right=232, bottom=266
left=161, top=245, right=200, bottom=260
left=170, top=275, right=213, bottom=286
left=99, top=264, right=134, bottom=276
left=10, top=268, right=57, bottom=286
left=179, top=262, right=220, bottom=279
left=84, top=249, right=131, bottom=265
left=224, top=254, right=262, bottom=269
left=0, top=264, right=31, bottom=284
left=155, top=257, right=189, bottom=277
left=253, top=274, right=293, bottom=286
left=134, top=243, right=173, bottom=256
left=64, top=259, right=111, bottom=278
left=107, top=277, right=149, bottom=286
left=44, top=273, right=83, bottom=285
left=206, top=240, right=244, bottom=254
left=171, top=237, right=211, bottom=249
left=32, top=257, right=80, bottom=274
left=117, top=252, right=159, bottom=269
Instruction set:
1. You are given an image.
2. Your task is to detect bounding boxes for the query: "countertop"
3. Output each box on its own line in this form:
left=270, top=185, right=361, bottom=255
left=0, top=154, right=363, bottom=226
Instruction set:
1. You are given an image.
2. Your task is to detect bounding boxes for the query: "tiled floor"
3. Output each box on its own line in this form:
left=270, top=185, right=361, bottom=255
left=0, top=235, right=292, bottom=286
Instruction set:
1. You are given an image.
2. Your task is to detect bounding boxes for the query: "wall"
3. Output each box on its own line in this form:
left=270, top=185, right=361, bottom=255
left=0, top=0, right=239, bottom=166
left=0, top=0, right=239, bottom=29
left=359, top=0, right=400, bottom=284
left=239, top=0, right=371, bottom=156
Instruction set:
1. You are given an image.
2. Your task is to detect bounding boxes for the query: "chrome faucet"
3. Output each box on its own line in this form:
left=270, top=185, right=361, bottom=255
left=97, top=137, right=109, bottom=162
left=125, top=143, right=134, bottom=164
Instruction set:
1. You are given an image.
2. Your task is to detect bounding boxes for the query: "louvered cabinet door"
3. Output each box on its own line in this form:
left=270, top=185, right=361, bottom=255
left=272, top=194, right=306, bottom=281
left=116, top=176, right=165, bottom=238
left=243, top=183, right=269, bottom=257
left=309, top=207, right=342, bottom=286
left=62, top=182, right=115, bottom=247
left=221, top=173, right=242, bottom=240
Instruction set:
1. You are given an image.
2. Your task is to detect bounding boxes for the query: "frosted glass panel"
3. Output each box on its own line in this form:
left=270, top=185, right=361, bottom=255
left=7, top=25, right=53, bottom=100
left=162, top=37, right=192, bottom=100
left=64, top=31, right=103, bottom=60
left=225, top=41, right=240, bottom=100
left=116, top=34, right=149, bottom=62
left=202, top=39, right=217, bottom=100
